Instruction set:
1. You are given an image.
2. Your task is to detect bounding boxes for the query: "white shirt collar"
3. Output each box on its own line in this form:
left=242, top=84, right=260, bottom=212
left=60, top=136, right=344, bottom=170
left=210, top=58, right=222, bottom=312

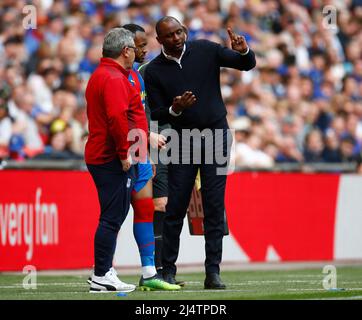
left=161, top=44, right=186, bottom=68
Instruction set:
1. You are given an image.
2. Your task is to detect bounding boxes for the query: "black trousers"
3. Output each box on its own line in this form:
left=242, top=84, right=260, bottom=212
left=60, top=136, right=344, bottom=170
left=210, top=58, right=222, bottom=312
left=162, top=119, right=231, bottom=275
left=87, top=158, right=136, bottom=276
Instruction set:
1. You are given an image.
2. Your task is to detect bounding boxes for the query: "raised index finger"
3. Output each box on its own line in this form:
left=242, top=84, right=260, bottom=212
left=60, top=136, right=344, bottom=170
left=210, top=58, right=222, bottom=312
left=227, top=28, right=236, bottom=41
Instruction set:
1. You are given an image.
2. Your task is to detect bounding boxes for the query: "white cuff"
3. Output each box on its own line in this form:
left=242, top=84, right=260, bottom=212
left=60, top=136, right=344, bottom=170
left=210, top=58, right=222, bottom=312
left=169, top=106, right=182, bottom=117
left=240, top=47, right=249, bottom=55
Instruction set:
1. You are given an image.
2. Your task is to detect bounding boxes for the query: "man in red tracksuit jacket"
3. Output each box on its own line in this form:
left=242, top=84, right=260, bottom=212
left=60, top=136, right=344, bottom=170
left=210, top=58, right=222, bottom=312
left=85, top=27, right=148, bottom=293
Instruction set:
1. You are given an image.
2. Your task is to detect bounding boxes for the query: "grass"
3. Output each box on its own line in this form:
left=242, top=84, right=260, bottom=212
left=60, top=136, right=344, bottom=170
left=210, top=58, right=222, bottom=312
left=1, top=266, right=362, bottom=300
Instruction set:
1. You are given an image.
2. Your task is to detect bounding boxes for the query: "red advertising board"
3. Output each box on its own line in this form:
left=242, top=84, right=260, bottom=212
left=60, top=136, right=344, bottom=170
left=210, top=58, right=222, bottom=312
left=0, top=171, right=99, bottom=271
left=225, top=172, right=340, bottom=262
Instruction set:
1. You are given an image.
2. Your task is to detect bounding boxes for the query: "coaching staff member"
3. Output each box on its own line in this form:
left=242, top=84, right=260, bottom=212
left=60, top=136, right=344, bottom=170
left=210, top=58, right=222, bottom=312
left=85, top=28, right=148, bottom=292
left=144, top=17, right=256, bottom=289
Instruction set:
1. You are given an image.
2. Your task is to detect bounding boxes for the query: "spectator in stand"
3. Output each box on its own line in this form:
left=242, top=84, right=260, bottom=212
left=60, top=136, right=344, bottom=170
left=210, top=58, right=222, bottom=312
left=79, top=45, right=103, bottom=79
left=68, top=106, right=88, bottom=155
left=276, top=135, right=303, bottom=163
left=33, top=119, right=82, bottom=160
left=339, top=135, right=362, bottom=164
left=0, top=98, right=11, bottom=160
left=27, top=62, right=61, bottom=114
left=9, top=89, right=44, bottom=159
left=322, top=129, right=341, bottom=163
left=303, top=129, right=325, bottom=163
left=231, top=116, right=275, bottom=169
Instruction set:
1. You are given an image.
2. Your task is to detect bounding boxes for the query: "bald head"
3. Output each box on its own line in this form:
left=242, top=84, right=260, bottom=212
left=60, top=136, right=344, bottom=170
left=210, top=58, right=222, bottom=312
left=155, top=16, right=182, bottom=36
left=155, top=16, right=187, bottom=57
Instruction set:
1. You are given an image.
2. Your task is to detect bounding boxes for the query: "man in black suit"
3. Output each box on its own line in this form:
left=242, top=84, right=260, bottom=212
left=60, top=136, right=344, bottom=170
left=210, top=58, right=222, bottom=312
left=144, top=16, right=256, bottom=289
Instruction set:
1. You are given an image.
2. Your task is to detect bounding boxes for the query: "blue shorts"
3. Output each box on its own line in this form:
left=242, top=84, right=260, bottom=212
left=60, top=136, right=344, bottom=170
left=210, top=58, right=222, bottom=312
left=133, top=158, right=153, bottom=193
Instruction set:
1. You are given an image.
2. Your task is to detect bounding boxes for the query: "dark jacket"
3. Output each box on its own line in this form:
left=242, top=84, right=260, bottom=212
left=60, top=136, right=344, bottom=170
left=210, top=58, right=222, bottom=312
left=138, top=62, right=170, bottom=133
left=144, top=40, right=256, bottom=130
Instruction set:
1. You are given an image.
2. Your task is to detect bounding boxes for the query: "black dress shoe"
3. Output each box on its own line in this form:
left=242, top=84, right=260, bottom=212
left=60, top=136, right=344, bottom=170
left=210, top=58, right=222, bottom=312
left=163, top=273, right=186, bottom=287
left=204, top=273, right=226, bottom=289
left=175, top=279, right=186, bottom=287
left=163, top=273, right=177, bottom=284
left=156, top=268, right=163, bottom=278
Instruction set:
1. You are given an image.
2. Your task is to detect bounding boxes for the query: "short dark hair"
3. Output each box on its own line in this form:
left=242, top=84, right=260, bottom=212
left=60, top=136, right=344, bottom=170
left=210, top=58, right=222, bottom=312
left=4, top=35, right=23, bottom=46
left=341, top=135, right=356, bottom=145
left=122, top=23, right=145, bottom=34
left=155, top=16, right=181, bottom=36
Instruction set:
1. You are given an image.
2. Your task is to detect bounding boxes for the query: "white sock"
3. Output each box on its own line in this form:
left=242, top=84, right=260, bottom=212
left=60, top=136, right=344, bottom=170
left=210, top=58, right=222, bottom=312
left=142, top=266, right=157, bottom=279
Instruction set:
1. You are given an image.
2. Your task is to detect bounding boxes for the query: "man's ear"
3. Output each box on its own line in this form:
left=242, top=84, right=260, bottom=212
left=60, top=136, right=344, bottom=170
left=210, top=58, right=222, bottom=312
left=156, top=36, right=162, bottom=45
left=182, top=25, right=188, bottom=40
left=122, top=47, right=130, bottom=58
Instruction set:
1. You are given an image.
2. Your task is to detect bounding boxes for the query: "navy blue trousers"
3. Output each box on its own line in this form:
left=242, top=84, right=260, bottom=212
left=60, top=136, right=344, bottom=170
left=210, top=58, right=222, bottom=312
left=162, top=120, right=232, bottom=275
left=87, top=158, right=136, bottom=276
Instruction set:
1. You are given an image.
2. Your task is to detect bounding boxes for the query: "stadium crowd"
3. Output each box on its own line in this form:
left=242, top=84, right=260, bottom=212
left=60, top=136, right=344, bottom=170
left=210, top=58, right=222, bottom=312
left=0, top=0, right=362, bottom=171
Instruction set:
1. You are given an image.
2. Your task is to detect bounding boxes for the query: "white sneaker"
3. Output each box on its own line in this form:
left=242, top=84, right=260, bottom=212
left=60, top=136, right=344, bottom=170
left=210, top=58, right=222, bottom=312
left=87, top=267, right=117, bottom=285
left=89, top=269, right=136, bottom=293
left=87, top=273, right=93, bottom=285
left=109, top=267, right=118, bottom=276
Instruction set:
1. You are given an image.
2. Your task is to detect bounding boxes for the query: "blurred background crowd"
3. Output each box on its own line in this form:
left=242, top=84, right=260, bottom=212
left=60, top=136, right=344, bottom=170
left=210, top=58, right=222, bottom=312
left=0, top=0, right=362, bottom=171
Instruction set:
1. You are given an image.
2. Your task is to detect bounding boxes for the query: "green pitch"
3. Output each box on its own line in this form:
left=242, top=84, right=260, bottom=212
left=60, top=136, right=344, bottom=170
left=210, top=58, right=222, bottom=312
left=1, top=266, right=362, bottom=300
